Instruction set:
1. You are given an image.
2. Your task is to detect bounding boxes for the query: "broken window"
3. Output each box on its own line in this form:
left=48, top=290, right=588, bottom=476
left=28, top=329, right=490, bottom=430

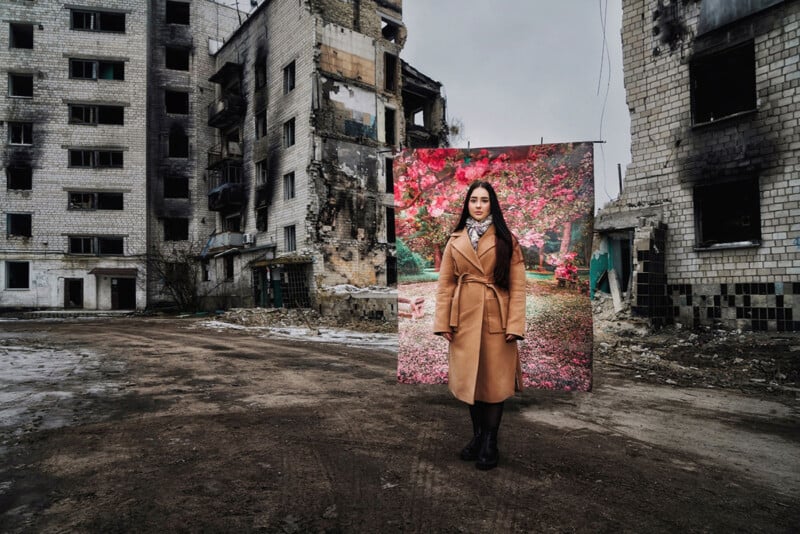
left=256, top=207, right=268, bottom=231
left=69, top=236, right=94, bottom=254
left=255, top=60, right=267, bottom=89
left=224, top=255, right=235, bottom=280
left=256, top=160, right=268, bottom=185
left=69, top=104, right=124, bottom=125
left=283, top=172, right=295, bottom=200
left=255, top=109, right=267, bottom=139
left=8, top=73, right=33, bottom=97
left=386, top=207, right=395, bottom=242
left=69, top=150, right=123, bottom=168
left=10, top=23, right=34, bottom=49
left=284, top=225, right=297, bottom=252
left=68, top=192, right=94, bottom=209
left=8, top=122, right=32, bottom=145
left=413, top=109, right=425, bottom=126
left=381, top=17, right=400, bottom=42
left=98, top=192, right=123, bottom=209
left=7, top=213, right=32, bottom=237
left=69, top=236, right=122, bottom=254
left=384, top=107, right=396, bottom=145
left=385, top=157, right=393, bottom=193
left=165, top=90, right=189, bottom=114
left=69, top=59, right=124, bottom=80
left=283, top=61, right=296, bottom=94
left=694, top=177, right=761, bottom=248
left=69, top=191, right=126, bottom=211
left=283, top=118, right=295, bottom=148
left=98, top=237, right=123, bottom=255
left=384, top=53, right=397, bottom=92
left=164, top=176, right=189, bottom=198
left=201, top=260, right=210, bottom=282
left=691, top=41, right=756, bottom=125
left=165, top=1, right=190, bottom=25
left=168, top=126, right=189, bottom=158
left=7, top=165, right=32, bottom=190
left=163, top=218, right=189, bottom=241
left=71, top=10, right=125, bottom=32
left=6, top=261, right=29, bottom=289
left=165, top=47, right=190, bottom=71
left=224, top=215, right=241, bottom=232
left=386, top=256, right=397, bottom=286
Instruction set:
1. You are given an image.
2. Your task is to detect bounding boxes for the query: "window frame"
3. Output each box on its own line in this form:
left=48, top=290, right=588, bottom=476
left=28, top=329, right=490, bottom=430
left=8, top=122, right=33, bottom=145
left=68, top=149, right=124, bottom=168
left=69, top=58, right=125, bottom=81
left=10, top=23, right=34, bottom=49
left=165, top=1, right=190, bottom=25
left=5, top=261, right=30, bottom=289
left=70, top=9, right=126, bottom=33
left=283, top=61, right=296, bottom=94
left=255, top=109, right=267, bottom=139
left=256, top=160, right=268, bottom=185
left=8, top=73, right=33, bottom=98
left=284, top=225, right=297, bottom=252
left=6, top=165, right=32, bottom=190
left=283, top=118, right=296, bottom=148
left=690, top=40, right=757, bottom=126
left=68, top=104, right=124, bottom=125
left=693, top=176, right=762, bottom=250
left=283, top=171, right=295, bottom=200
left=7, top=213, right=32, bottom=237
left=67, top=236, right=123, bottom=255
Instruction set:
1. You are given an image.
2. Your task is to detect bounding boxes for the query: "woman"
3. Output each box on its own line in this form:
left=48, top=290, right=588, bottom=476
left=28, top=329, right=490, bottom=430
left=433, top=180, right=526, bottom=470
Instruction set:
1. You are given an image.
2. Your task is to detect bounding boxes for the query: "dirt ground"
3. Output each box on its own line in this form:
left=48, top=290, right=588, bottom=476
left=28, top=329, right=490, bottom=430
left=1, top=314, right=799, bottom=533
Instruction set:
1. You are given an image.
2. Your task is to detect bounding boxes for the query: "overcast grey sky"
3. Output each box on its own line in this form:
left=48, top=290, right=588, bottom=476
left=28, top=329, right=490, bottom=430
left=400, top=0, right=631, bottom=211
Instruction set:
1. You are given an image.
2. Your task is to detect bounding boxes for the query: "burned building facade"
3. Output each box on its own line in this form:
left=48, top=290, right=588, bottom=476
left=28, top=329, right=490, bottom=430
left=1, top=0, right=446, bottom=313
left=595, top=0, right=800, bottom=331
left=200, top=0, right=447, bottom=310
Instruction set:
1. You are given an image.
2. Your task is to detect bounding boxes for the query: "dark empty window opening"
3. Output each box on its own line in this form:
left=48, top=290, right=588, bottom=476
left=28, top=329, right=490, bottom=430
left=283, top=118, right=296, bottom=147
left=6, top=261, right=29, bottom=289
left=256, top=207, right=268, bottom=231
left=224, top=215, right=241, bottom=232
left=169, top=126, right=189, bottom=158
left=283, top=61, right=296, bottom=94
left=384, top=53, right=397, bottom=92
left=98, top=237, right=123, bottom=255
left=98, top=192, right=123, bottom=210
left=165, top=90, right=189, bottom=114
left=7, top=165, right=32, bottom=190
left=69, top=150, right=123, bottom=168
left=165, top=1, right=190, bottom=25
left=9, top=122, right=33, bottom=145
left=9, top=74, right=33, bottom=97
left=386, top=207, right=395, bottom=242
left=225, top=255, right=235, bottom=280
left=165, top=47, right=190, bottom=71
left=384, top=108, right=396, bottom=145
left=202, top=260, right=210, bottom=282
left=10, top=23, right=34, bottom=49
left=97, top=150, right=123, bottom=167
left=386, top=256, right=397, bottom=286
left=691, top=41, right=756, bottom=125
left=694, top=177, right=761, bottom=248
left=381, top=18, right=400, bottom=42
left=7, top=213, right=32, bottom=237
left=68, top=192, right=124, bottom=210
left=164, top=218, right=189, bottom=241
left=385, top=158, right=394, bottom=193
left=69, top=104, right=124, bottom=125
left=71, top=10, right=125, bottom=33
left=255, top=110, right=267, bottom=139
left=69, top=59, right=124, bottom=80
left=164, top=176, right=189, bottom=198
left=69, top=236, right=94, bottom=254
left=255, top=60, right=267, bottom=89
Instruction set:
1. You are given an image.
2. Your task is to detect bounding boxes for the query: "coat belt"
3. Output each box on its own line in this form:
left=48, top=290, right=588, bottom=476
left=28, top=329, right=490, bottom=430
left=449, top=273, right=507, bottom=330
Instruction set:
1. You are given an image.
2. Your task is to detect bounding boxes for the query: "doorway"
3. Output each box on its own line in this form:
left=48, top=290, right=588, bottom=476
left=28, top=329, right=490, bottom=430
left=111, top=278, right=136, bottom=309
left=64, top=278, right=84, bottom=308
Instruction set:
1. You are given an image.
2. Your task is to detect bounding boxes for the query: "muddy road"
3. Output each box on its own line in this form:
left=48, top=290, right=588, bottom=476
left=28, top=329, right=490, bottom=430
left=1, top=317, right=798, bottom=533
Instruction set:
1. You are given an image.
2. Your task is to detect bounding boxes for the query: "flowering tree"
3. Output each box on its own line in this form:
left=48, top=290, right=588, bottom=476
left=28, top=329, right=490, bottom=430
left=394, top=144, right=594, bottom=269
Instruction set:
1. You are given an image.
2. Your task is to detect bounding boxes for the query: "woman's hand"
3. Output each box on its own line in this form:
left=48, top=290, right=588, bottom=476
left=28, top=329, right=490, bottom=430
left=441, top=332, right=453, bottom=342
left=505, top=334, right=519, bottom=343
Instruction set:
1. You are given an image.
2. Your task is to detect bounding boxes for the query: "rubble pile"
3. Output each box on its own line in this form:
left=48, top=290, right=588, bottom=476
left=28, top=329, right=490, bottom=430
left=218, top=307, right=397, bottom=334
left=593, top=293, right=800, bottom=396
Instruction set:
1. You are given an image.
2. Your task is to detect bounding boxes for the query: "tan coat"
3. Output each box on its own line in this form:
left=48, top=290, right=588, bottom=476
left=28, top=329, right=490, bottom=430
left=433, top=226, right=526, bottom=404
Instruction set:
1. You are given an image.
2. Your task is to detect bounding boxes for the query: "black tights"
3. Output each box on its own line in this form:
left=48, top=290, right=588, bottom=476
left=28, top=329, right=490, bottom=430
left=471, top=400, right=504, bottom=432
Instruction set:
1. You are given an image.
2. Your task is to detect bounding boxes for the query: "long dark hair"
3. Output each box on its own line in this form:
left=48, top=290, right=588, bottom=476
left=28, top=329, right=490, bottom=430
left=453, top=181, right=514, bottom=290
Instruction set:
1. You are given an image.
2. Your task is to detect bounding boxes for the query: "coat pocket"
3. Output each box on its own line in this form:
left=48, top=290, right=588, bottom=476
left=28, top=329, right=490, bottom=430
left=485, top=296, right=504, bottom=334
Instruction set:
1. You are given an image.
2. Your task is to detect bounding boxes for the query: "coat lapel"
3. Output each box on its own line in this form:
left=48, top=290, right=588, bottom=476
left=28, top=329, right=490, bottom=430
left=450, top=230, right=484, bottom=274
left=477, top=225, right=497, bottom=261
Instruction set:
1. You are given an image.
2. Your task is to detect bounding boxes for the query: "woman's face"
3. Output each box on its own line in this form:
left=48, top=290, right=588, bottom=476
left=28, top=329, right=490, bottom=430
left=468, top=186, right=491, bottom=222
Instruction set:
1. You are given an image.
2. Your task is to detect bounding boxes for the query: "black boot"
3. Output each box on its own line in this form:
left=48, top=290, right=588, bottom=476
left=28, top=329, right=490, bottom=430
left=460, top=402, right=482, bottom=461
left=476, top=428, right=498, bottom=470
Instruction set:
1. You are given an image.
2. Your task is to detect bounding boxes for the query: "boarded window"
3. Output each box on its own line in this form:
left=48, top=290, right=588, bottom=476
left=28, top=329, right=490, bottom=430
left=694, top=177, right=761, bottom=248
left=283, top=61, right=296, bottom=94
left=283, top=172, right=295, bottom=200
left=7, top=213, right=32, bottom=237
left=163, top=218, right=189, bottom=241
left=71, top=10, right=125, bottom=32
left=384, top=53, right=397, bottom=92
left=8, top=74, right=33, bottom=97
left=10, top=23, right=33, bottom=49
left=165, top=90, right=189, bottom=114
left=284, top=225, right=296, bottom=252
left=691, top=41, right=756, bottom=124
left=165, top=1, right=190, bottom=25
left=165, top=47, right=190, bottom=71
left=164, top=176, right=189, bottom=198
left=7, top=165, right=32, bottom=190
left=8, top=122, right=32, bottom=145
left=6, top=261, right=29, bottom=289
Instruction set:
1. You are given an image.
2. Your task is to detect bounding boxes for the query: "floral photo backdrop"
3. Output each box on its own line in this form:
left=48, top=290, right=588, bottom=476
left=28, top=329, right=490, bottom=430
left=395, top=143, right=595, bottom=391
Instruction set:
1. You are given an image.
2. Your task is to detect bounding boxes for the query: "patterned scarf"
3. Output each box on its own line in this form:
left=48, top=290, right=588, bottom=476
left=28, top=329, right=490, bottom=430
left=465, top=215, right=493, bottom=251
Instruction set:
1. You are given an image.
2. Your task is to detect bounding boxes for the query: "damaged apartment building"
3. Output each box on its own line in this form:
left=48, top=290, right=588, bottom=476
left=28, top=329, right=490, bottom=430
left=595, top=0, right=800, bottom=331
left=1, top=0, right=446, bottom=313
left=200, top=0, right=446, bottom=311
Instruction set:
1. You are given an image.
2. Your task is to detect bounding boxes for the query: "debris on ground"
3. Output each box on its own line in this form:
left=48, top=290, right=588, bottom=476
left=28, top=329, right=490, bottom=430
left=217, top=307, right=397, bottom=334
